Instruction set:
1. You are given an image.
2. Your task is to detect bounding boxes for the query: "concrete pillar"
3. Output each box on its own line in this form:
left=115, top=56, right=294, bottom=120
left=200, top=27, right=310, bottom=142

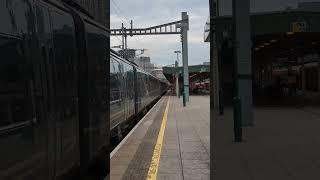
left=181, top=12, right=190, bottom=102
left=318, top=60, right=320, bottom=92
left=233, top=0, right=253, bottom=126
left=213, top=48, right=220, bottom=108
left=317, top=53, right=320, bottom=92
left=176, top=72, right=179, bottom=97
left=302, top=57, right=306, bottom=93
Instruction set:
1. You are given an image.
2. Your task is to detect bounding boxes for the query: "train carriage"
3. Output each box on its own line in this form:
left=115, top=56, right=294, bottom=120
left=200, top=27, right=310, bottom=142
left=110, top=50, right=167, bottom=138
left=0, top=0, right=167, bottom=179
left=0, top=0, right=110, bottom=179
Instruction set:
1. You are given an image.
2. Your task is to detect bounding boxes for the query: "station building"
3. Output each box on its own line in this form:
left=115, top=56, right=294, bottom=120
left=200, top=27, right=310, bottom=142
left=205, top=3, right=320, bottom=107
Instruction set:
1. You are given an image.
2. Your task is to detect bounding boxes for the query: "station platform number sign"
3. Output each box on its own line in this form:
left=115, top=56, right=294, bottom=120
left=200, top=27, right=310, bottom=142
left=292, top=21, right=307, bottom=32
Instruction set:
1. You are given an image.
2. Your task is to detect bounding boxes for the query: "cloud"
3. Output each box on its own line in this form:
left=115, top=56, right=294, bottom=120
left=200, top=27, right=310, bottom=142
left=111, top=0, right=320, bottom=66
left=110, top=0, right=210, bottom=66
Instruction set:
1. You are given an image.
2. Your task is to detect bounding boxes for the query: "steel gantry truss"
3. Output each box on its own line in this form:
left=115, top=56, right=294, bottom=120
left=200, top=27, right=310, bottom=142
left=111, top=12, right=190, bottom=102
left=110, top=20, right=186, bottom=36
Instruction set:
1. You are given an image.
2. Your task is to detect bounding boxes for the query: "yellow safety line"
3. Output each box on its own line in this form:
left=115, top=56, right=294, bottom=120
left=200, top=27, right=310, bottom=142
left=146, top=96, right=171, bottom=180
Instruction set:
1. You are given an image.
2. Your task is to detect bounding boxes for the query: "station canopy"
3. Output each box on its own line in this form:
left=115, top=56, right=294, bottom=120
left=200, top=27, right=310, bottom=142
left=204, top=11, right=320, bottom=67
left=163, top=65, right=210, bottom=83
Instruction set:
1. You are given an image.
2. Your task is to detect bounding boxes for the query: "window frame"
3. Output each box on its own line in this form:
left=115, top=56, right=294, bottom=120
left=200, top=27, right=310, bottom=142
left=110, top=58, right=122, bottom=104
left=0, top=33, right=35, bottom=134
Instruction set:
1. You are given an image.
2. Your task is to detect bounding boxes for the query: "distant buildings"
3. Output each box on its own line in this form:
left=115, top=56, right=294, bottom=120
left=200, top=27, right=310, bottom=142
left=114, top=50, right=159, bottom=75
left=132, top=56, right=168, bottom=81
left=152, top=64, right=171, bottom=82
left=114, top=48, right=169, bottom=81
left=118, top=49, right=137, bottom=60
left=133, top=56, right=154, bottom=73
left=151, top=68, right=168, bottom=82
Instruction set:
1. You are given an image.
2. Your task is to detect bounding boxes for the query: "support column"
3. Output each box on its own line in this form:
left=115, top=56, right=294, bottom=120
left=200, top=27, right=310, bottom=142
left=210, top=0, right=221, bottom=113
left=217, top=44, right=224, bottom=115
left=318, top=57, right=320, bottom=92
left=175, top=61, right=180, bottom=97
left=182, top=12, right=190, bottom=102
left=233, top=0, right=253, bottom=126
left=176, top=73, right=180, bottom=97
left=124, top=34, right=128, bottom=49
left=302, top=57, right=306, bottom=93
left=121, top=23, right=125, bottom=50
left=213, top=48, right=220, bottom=109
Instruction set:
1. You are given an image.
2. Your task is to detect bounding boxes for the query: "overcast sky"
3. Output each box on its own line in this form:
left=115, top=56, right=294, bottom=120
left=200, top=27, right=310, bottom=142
left=110, top=0, right=318, bottom=66
left=110, top=0, right=210, bottom=66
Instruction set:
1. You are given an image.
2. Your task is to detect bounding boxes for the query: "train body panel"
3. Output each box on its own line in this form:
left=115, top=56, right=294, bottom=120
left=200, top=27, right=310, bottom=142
left=0, top=0, right=110, bottom=179
left=76, top=15, right=109, bottom=174
left=110, top=51, right=167, bottom=136
left=0, top=0, right=167, bottom=179
left=110, top=55, right=136, bottom=130
left=0, top=0, right=48, bottom=177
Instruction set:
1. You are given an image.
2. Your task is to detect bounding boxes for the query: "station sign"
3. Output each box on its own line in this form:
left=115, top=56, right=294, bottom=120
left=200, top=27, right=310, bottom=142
left=292, top=21, right=307, bottom=32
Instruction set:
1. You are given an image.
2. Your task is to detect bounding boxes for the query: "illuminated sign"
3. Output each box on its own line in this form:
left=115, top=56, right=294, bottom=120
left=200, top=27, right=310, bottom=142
left=292, top=21, right=306, bottom=32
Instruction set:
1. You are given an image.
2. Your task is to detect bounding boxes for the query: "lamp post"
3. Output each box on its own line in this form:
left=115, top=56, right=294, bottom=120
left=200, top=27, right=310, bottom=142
left=174, top=51, right=181, bottom=97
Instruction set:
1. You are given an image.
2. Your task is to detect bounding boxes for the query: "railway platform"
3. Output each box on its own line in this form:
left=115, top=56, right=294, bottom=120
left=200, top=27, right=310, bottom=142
left=212, top=105, right=320, bottom=180
left=110, top=95, right=210, bottom=180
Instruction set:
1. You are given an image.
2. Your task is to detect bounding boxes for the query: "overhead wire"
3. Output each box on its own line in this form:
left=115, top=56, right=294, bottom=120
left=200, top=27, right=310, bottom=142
left=110, top=0, right=146, bottom=48
left=110, top=0, right=182, bottom=65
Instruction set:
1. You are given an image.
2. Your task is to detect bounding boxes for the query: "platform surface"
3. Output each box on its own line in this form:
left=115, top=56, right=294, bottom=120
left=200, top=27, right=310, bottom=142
left=212, top=105, right=320, bottom=180
left=110, top=95, right=210, bottom=180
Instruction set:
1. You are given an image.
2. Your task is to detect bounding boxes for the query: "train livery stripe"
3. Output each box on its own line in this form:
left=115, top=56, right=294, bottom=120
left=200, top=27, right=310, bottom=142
left=146, top=96, right=171, bottom=180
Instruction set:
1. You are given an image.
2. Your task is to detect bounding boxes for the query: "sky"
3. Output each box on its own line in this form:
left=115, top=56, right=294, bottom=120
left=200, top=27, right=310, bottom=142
left=110, top=0, right=319, bottom=66
left=110, top=0, right=210, bottom=66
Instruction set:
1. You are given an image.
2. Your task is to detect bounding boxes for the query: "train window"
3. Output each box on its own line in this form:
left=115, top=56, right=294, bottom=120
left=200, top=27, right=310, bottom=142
left=50, top=11, right=76, bottom=95
left=0, top=35, right=32, bottom=128
left=110, top=58, right=121, bottom=102
left=125, top=64, right=134, bottom=99
left=0, top=0, right=33, bottom=36
left=35, top=4, right=51, bottom=37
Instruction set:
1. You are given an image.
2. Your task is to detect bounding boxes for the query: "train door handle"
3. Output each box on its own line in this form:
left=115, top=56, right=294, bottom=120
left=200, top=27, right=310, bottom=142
left=73, top=97, right=79, bottom=103
left=31, top=117, right=38, bottom=125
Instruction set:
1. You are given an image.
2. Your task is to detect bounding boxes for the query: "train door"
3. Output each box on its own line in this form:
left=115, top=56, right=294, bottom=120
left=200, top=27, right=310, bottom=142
left=110, top=58, right=125, bottom=131
left=136, top=69, right=143, bottom=111
left=127, top=65, right=135, bottom=117
left=0, top=0, right=48, bottom=179
left=123, top=64, right=130, bottom=120
left=119, top=62, right=128, bottom=122
left=133, top=67, right=139, bottom=114
left=48, top=5, right=80, bottom=177
left=35, top=3, right=56, bottom=178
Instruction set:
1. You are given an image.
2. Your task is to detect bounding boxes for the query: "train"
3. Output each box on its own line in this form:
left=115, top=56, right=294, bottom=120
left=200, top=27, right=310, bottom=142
left=0, top=0, right=166, bottom=179
left=110, top=50, right=167, bottom=140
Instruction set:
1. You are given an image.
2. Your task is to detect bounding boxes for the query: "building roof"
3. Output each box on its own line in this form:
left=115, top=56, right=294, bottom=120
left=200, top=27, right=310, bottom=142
left=163, top=65, right=209, bottom=75
left=204, top=10, right=320, bottom=42
left=162, top=65, right=210, bottom=84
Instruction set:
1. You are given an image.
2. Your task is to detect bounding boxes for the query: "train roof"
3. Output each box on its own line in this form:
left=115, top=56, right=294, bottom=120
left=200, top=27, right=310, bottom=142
left=110, top=49, right=161, bottom=81
left=110, top=49, right=139, bottom=67
left=61, top=0, right=110, bottom=33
